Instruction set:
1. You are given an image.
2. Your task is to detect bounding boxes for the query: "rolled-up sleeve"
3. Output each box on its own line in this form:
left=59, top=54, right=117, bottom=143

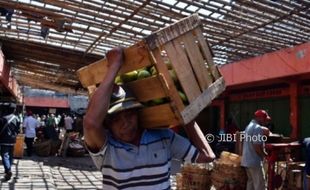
left=252, top=127, right=264, bottom=145
left=85, top=139, right=108, bottom=170
left=169, top=130, right=199, bottom=163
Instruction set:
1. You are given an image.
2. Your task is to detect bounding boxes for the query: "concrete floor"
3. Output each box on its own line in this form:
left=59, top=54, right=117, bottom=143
left=0, top=155, right=182, bottom=190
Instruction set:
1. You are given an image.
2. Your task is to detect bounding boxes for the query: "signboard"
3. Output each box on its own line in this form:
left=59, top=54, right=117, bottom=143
left=230, top=88, right=289, bottom=101
left=49, top=108, right=56, bottom=114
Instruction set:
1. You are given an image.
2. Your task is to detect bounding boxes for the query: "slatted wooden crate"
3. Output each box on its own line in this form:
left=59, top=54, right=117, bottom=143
left=77, top=14, right=225, bottom=128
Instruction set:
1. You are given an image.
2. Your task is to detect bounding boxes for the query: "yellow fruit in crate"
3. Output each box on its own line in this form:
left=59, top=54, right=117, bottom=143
left=149, top=66, right=157, bottom=75
left=121, top=70, right=138, bottom=83
left=137, top=70, right=151, bottom=80
left=169, top=70, right=178, bottom=83
left=114, top=76, right=123, bottom=85
left=178, top=91, right=188, bottom=103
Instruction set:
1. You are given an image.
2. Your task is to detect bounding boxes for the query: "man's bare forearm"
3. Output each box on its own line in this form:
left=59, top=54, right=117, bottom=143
left=84, top=48, right=124, bottom=150
left=184, top=121, right=215, bottom=162
left=253, top=143, right=267, bottom=158
left=83, top=81, right=115, bottom=151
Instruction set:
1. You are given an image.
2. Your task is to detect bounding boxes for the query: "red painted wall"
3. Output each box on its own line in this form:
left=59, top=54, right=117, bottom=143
left=24, top=97, right=69, bottom=108
left=8, top=76, right=22, bottom=102
left=218, top=43, right=310, bottom=139
left=229, top=88, right=289, bottom=101
left=0, top=49, right=10, bottom=86
left=0, top=50, right=22, bottom=101
left=220, top=42, right=310, bottom=86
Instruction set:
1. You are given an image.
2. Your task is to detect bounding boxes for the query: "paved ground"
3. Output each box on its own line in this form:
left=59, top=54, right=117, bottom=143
left=0, top=155, right=181, bottom=190
left=0, top=155, right=103, bottom=190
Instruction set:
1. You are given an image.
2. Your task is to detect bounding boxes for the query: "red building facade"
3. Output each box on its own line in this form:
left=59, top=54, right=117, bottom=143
left=215, top=42, right=310, bottom=139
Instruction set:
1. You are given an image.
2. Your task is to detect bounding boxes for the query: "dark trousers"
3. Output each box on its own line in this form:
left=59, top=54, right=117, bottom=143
left=25, top=137, right=34, bottom=156
left=0, top=145, right=14, bottom=173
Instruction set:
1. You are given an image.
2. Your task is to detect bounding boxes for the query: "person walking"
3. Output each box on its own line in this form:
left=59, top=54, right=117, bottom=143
left=0, top=102, right=20, bottom=181
left=64, top=114, right=74, bottom=133
left=23, top=111, right=39, bottom=156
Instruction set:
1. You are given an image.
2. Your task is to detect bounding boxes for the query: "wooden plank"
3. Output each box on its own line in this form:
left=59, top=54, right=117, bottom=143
left=151, top=48, right=184, bottom=119
left=194, top=27, right=221, bottom=79
left=77, top=41, right=151, bottom=88
left=139, top=103, right=180, bottom=128
left=145, top=14, right=201, bottom=50
left=181, top=77, right=226, bottom=124
left=164, top=41, right=201, bottom=102
left=125, top=75, right=166, bottom=102
left=179, top=31, right=213, bottom=89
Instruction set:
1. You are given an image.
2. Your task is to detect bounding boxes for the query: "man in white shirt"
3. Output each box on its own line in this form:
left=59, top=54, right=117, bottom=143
left=64, top=114, right=74, bottom=133
left=23, top=111, right=39, bottom=156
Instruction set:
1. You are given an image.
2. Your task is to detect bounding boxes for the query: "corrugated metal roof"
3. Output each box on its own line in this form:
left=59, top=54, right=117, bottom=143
left=0, top=0, right=309, bottom=93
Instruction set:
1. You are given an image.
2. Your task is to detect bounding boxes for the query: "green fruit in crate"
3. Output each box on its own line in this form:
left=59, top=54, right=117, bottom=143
left=137, top=69, right=151, bottom=79
left=178, top=91, right=188, bottom=103
left=149, top=66, right=157, bottom=75
left=114, top=76, right=123, bottom=85
left=137, top=67, right=147, bottom=72
left=165, top=60, right=173, bottom=70
left=121, top=70, right=138, bottom=83
left=169, top=70, right=178, bottom=83
left=151, top=98, right=165, bottom=105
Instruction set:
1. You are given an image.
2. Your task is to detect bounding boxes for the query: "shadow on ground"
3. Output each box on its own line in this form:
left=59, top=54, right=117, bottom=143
left=0, top=155, right=102, bottom=190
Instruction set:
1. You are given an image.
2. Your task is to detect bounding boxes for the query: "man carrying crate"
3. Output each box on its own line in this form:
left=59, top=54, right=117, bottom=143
left=83, top=47, right=215, bottom=190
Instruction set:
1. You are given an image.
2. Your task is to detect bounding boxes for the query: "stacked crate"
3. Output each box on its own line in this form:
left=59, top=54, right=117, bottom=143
left=77, top=14, right=225, bottom=128
left=211, top=151, right=247, bottom=189
left=176, top=163, right=212, bottom=190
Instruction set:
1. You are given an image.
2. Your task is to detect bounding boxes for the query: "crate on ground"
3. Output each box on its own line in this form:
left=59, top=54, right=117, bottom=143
left=77, top=14, right=225, bottom=128
left=13, top=134, right=25, bottom=158
left=211, top=151, right=247, bottom=189
left=177, top=163, right=212, bottom=190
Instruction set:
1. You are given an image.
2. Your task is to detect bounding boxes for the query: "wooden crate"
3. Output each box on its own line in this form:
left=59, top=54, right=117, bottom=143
left=77, top=14, right=225, bottom=128
left=13, top=134, right=25, bottom=158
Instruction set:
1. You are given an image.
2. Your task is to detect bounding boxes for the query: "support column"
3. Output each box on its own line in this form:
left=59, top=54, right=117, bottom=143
left=289, top=82, right=299, bottom=139
left=211, top=99, right=225, bottom=130
left=219, top=100, right=225, bottom=131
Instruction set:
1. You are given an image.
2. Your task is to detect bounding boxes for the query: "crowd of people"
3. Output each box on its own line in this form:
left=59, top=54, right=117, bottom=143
left=0, top=107, right=85, bottom=181
left=22, top=111, right=84, bottom=156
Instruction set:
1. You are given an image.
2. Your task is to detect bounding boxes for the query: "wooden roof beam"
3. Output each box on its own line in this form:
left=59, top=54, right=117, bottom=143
left=13, top=70, right=79, bottom=89
left=213, top=3, right=309, bottom=46
left=1, top=37, right=101, bottom=67
left=12, top=68, right=78, bottom=87
left=84, top=0, right=151, bottom=54
left=0, top=1, right=71, bottom=21
left=16, top=75, right=86, bottom=95
left=13, top=64, right=77, bottom=83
